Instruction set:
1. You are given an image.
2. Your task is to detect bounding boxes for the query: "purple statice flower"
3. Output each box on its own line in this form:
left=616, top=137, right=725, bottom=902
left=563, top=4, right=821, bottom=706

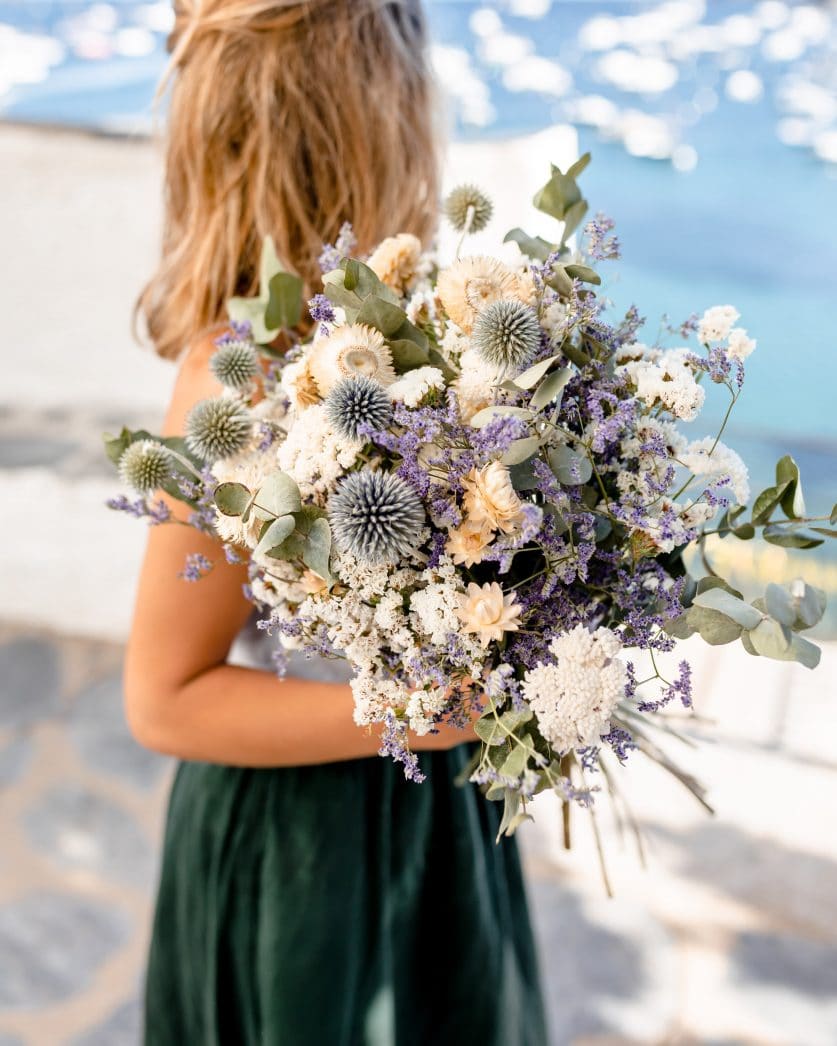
left=637, top=658, right=693, bottom=712
left=271, top=644, right=289, bottom=679
left=223, top=543, right=243, bottom=565
left=379, top=710, right=425, bottom=783
left=179, top=552, right=213, bottom=582
left=584, top=213, right=621, bottom=260
left=613, top=305, right=645, bottom=347
left=318, top=221, right=357, bottom=273
left=600, top=726, right=636, bottom=762
left=255, top=421, right=277, bottom=453
left=186, top=466, right=218, bottom=534
left=106, top=495, right=171, bottom=525
left=426, top=529, right=448, bottom=569
left=214, top=320, right=253, bottom=347
left=308, top=293, right=335, bottom=325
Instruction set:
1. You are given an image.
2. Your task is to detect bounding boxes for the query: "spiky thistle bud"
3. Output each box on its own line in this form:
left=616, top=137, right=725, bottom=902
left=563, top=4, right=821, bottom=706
left=118, top=439, right=172, bottom=493
left=443, top=184, right=493, bottom=234
left=185, top=398, right=252, bottom=461
left=329, top=470, right=426, bottom=566
left=472, top=299, right=541, bottom=371
left=324, top=375, right=392, bottom=442
left=210, top=340, right=259, bottom=390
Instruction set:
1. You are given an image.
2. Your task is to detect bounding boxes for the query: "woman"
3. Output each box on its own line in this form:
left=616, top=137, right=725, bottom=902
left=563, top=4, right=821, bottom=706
left=127, top=1, right=548, bottom=1042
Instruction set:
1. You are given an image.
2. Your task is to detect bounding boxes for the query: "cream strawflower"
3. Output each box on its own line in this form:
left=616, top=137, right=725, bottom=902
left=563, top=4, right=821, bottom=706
left=436, top=256, right=535, bottom=334
left=307, top=324, right=396, bottom=396
left=462, top=460, right=525, bottom=534
left=366, top=233, right=422, bottom=295
left=457, top=581, right=522, bottom=648
left=446, top=518, right=495, bottom=567
left=281, top=354, right=321, bottom=411
left=522, top=624, right=627, bottom=753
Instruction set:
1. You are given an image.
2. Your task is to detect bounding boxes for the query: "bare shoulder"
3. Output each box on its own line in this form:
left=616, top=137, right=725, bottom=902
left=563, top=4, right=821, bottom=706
left=163, top=327, right=227, bottom=437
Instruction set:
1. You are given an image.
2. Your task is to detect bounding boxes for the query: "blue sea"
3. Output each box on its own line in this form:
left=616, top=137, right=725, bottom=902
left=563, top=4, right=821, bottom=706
left=2, top=0, right=836, bottom=510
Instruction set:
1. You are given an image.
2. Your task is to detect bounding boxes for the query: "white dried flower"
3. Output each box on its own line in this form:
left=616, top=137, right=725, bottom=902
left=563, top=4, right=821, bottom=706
left=462, top=460, right=525, bottom=534
left=698, top=305, right=740, bottom=344
left=726, top=327, right=756, bottom=361
left=366, top=233, right=422, bottom=295
left=307, top=324, right=396, bottom=396
left=436, top=256, right=536, bottom=334
left=387, top=366, right=446, bottom=407
left=456, top=581, right=522, bottom=648
left=620, top=350, right=705, bottom=421
left=276, top=404, right=360, bottom=502
left=445, top=518, right=495, bottom=567
left=211, top=452, right=273, bottom=548
left=522, top=625, right=627, bottom=753
left=681, top=437, right=750, bottom=504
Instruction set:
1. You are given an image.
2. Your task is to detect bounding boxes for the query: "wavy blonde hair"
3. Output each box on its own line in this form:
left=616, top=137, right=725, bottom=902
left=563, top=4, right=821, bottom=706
left=139, top=0, right=440, bottom=359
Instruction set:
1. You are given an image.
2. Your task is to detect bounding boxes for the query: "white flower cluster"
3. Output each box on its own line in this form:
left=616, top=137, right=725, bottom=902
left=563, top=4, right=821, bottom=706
left=388, top=366, right=446, bottom=407
left=698, top=304, right=739, bottom=344
left=681, top=437, right=750, bottom=505
left=275, top=404, right=361, bottom=503
left=619, top=345, right=706, bottom=421
left=522, top=624, right=627, bottom=753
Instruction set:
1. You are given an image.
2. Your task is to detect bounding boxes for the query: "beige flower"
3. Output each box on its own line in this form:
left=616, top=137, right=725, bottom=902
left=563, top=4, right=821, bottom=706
left=437, top=256, right=536, bottom=334
left=461, top=460, right=524, bottom=534
left=366, top=234, right=422, bottom=295
left=446, top=519, right=495, bottom=567
left=281, top=355, right=321, bottom=411
left=307, top=324, right=396, bottom=396
left=457, top=581, right=522, bottom=648
left=299, top=568, right=330, bottom=596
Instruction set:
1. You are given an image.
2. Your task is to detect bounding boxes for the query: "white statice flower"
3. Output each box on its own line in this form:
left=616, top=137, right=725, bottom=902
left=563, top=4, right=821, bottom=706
left=698, top=304, right=740, bottom=344
left=387, top=366, right=446, bottom=407
left=275, top=404, right=360, bottom=503
left=453, top=346, right=502, bottom=422
left=680, top=499, right=716, bottom=529
left=522, top=624, right=627, bottom=753
left=541, top=299, right=569, bottom=338
left=680, top=437, right=750, bottom=504
left=406, top=288, right=437, bottom=327
left=409, top=565, right=464, bottom=647
left=211, top=452, right=273, bottom=548
left=726, top=327, right=756, bottom=361
left=614, top=341, right=662, bottom=366
left=620, top=349, right=705, bottom=421
left=351, top=671, right=412, bottom=727
left=405, top=686, right=450, bottom=736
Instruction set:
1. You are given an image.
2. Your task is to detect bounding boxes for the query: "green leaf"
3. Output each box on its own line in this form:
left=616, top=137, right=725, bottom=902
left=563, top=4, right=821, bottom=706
left=751, top=482, right=790, bottom=526
left=502, top=228, right=556, bottom=262
left=530, top=367, right=572, bottom=411
left=499, top=708, right=534, bottom=731
left=547, top=444, right=593, bottom=485
left=259, top=235, right=283, bottom=290
left=301, top=517, right=334, bottom=583
left=558, top=339, right=591, bottom=368
left=355, top=297, right=425, bottom=346
left=692, top=588, right=763, bottom=629
left=469, top=405, right=534, bottom=429
left=765, top=583, right=796, bottom=627
left=831, top=503, right=837, bottom=525
left=499, top=744, right=531, bottom=780
left=510, top=354, right=562, bottom=391
left=255, top=515, right=296, bottom=558
left=687, top=607, right=744, bottom=645
left=560, top=199, right=589, bottom=244
left=265, top=271, right=303, bottom=331
left=497, top=789, right=522, bottom=839
left=695, top=576, right=744, bottom=600
left=564, top=263, right=601, bottom=286
left=776, top=455, right=806, bottom=519
left=213, top=482, right=252, bottom=517
left=474, top=717, right=507, bottom=746
left=566, top=153, right=592, bottom=179
left=388, top=339, right=431, bottom=372
left=227, top=236, right=291, bottom=344
left=508, top=457, right=540, bottom=491
left=810, top=528, right=837, bottom=539
left=501, top=437, right=541, bottom=467
left=252, top=472, right=302, bottom=520
left=322, top=259, right=398, bottom=319
left=666, top=612, right=696, bottom=640
left=545, top=265, right=575, bottom=298
left=762, top=525, right=823, bottom=549
left=746, top=618, right=793, bottom=662
left=792, top=581, right=827, bottom=629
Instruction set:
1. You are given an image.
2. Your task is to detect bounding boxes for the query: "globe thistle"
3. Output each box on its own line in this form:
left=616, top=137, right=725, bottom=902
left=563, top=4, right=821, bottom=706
left=118, top=439, right=172, bottom=493
left=444, top=184, right=493, bottom=234
left=329, top=470, right=426, bottom=565
left=472, top=299, right=541, bottom=371
left=185, top=398, right=252, bottom=461
left=210, top=340, right=259, bottom=390
left=324, top=375, right=392, bottom=442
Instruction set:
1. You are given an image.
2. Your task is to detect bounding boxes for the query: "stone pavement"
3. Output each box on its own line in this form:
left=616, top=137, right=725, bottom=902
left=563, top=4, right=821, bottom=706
left=1, top=620, right=836, bottom=1045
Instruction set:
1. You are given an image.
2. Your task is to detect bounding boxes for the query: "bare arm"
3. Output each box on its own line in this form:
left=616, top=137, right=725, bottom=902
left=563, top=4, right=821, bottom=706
left=124, top=337, right=472, bottom=765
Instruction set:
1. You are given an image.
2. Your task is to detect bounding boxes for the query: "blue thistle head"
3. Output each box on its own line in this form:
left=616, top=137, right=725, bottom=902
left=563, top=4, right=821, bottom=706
left=329, top=470, right=425, bottom=565
left=210, top=340, right=259, bottom=390
left=118, top=439, right=172, bottom=493
left=185, top=398, right=251, bottom=461
left=324, top=375, right=392, bottom=442
left=472, top=299, right=541, bottom=371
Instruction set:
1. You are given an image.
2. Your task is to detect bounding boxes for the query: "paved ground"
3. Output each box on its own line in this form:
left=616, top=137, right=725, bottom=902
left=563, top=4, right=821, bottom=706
left=2, top=125, right=837, bottom=1045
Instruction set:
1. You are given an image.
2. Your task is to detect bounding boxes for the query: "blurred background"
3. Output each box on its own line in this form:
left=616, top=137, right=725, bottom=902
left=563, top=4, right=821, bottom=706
left=1, top=1, right=836, bottom=1043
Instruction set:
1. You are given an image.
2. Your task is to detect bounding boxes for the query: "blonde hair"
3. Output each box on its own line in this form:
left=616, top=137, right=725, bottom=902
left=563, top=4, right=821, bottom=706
left=139, top=0, right=440, bottom=359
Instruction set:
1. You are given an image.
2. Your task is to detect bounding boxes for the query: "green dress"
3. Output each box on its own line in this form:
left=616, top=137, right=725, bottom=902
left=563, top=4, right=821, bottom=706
left=144, top=632, right=548, bottom=1046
